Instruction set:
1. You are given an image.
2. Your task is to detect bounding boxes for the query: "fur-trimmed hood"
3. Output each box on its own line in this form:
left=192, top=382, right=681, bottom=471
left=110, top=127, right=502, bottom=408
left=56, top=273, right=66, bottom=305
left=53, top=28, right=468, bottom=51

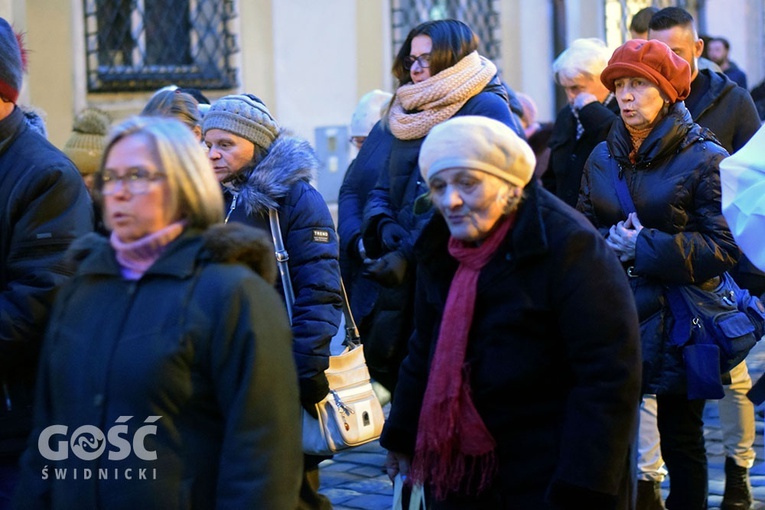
left=66, top=223, right=277, bottom=284
left=232, top=129, right=319, bottom=216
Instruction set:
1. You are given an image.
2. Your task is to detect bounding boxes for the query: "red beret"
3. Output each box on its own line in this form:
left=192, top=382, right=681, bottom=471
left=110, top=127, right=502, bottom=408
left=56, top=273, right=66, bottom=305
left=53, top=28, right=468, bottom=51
left=600, top=39, right=691, bottom=103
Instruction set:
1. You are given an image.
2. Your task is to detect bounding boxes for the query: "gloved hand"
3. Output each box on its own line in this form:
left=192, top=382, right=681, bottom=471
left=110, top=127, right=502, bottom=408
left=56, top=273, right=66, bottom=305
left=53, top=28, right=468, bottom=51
left=363, top=251, right=408, bottom=288
left=378, top=219, right=409, bottom=252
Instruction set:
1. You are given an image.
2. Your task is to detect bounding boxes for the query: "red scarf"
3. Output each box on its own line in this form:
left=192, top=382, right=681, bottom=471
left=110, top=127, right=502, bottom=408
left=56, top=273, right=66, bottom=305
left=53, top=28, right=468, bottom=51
left=411, top=214, right=514, bottom=500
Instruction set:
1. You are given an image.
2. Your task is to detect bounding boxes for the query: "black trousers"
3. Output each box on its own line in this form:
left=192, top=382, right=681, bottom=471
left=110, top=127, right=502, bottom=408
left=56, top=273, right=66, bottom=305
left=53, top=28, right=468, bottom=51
left=656, top=394, right=707, bottom=510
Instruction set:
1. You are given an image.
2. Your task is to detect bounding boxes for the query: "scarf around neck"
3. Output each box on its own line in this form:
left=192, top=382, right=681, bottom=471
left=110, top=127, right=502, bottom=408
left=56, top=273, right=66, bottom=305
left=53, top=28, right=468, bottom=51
left=388, top=51, right=497, bottom=140
left=111, top=221, right=186, bottom=280
left=411, top=214, right=514, bottom=500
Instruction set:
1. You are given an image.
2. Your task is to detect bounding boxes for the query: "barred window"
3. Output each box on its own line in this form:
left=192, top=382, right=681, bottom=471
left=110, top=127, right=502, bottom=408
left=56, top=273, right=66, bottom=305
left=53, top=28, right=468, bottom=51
left=390, top=0, right=501, bottom=71
left=84, top=0, right=238, bottom=92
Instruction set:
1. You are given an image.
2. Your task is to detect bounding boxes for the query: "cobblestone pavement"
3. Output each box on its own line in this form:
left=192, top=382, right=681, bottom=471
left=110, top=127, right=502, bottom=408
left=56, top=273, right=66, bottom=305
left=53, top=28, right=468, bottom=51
left=319, top=340, right=765, bottom=509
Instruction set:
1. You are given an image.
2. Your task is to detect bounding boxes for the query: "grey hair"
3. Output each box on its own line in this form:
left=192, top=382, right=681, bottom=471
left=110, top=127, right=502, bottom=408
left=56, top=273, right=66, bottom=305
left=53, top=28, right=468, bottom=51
left=553, top=38, right=612, bottom=84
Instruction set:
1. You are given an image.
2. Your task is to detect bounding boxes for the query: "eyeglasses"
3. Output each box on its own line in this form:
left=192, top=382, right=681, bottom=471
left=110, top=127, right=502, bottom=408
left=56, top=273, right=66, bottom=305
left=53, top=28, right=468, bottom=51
left=99, top=168, right=167, bottom=196
left=403, top=53, right=431, bottom=70
left=349, top=136, right=366, bottom=148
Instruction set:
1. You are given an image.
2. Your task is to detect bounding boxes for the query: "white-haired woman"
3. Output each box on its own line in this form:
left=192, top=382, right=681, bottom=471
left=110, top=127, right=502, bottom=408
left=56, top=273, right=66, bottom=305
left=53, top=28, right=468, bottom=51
left=381, top=116, right=641, bottom=509
left=543, top=38, right=619, bottom=207
left=15, top=116, right=302, bottom=509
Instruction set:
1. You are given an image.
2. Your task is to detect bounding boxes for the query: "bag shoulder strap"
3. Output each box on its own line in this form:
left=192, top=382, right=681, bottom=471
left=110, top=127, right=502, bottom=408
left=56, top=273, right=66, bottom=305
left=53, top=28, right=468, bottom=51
left=268, top=208, right=360, bottom=347
left=269, top=208, right=295, bottom=323
left=610, top=162, right=637, bottom=215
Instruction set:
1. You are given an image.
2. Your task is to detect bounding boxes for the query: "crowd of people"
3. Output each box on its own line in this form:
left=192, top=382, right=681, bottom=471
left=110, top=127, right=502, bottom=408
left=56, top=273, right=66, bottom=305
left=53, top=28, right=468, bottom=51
left=2, top=6, right=765, bottom=510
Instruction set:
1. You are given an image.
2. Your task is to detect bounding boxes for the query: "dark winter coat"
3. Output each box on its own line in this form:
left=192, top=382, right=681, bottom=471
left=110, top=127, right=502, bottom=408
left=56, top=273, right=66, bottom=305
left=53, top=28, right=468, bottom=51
left=15, top=224, right=302, bottom=510
left=0, top=106, right=93, bottom=457
left=685, top=69, right=760, bottom=154
left=380, top=182, right=641, bottom=509
left=577, top=103, right=739, bottom=395
left=337, top=121, right=394, bottom=322
left=222, top=130, right=343, bottom=408
left=543, top=98, right=620, bottom=207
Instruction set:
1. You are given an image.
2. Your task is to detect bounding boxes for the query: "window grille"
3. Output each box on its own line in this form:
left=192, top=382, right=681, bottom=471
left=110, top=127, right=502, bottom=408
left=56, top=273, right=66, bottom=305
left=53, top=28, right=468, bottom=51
left=84, top=0, right=238, bottom=92
left=390, top=0, right=501, bottom=72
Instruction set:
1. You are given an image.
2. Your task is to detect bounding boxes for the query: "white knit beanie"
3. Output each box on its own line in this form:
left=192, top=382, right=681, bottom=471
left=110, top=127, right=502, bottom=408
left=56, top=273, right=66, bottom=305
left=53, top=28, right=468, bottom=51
left=419, top=116, right=535, bottom=188
left=202, top=94, right=279, bottom=151
left=350, top=90, right=392, bottom=137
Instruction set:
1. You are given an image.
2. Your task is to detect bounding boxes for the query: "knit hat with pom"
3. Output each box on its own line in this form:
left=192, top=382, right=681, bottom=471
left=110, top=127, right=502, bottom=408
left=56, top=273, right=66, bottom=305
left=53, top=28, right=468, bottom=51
left=0, top=17, right=25, bottom=103
left=62, top=108, right=112, bottom=176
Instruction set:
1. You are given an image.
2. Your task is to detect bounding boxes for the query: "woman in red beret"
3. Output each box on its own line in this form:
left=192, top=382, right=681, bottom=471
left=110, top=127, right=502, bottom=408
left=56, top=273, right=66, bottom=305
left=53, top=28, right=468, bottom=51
left=578, top=39, right=739, bottom=509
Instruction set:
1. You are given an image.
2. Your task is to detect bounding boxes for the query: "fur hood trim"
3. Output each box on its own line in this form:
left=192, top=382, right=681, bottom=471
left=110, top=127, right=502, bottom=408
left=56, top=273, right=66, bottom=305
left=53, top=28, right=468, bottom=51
left=66, top=223, right=277, bottom=284
left=237, top=129, right=319, bottom=216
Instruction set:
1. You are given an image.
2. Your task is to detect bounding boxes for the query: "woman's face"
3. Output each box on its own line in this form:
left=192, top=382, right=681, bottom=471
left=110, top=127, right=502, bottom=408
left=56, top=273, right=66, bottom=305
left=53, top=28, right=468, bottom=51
left=429, top=168, right=514, bottom=243
left=613, top=76, right=667, bottom=130
left=103, top=133, right=177, bottom=243
left=408, top=35, right=433, bottom=84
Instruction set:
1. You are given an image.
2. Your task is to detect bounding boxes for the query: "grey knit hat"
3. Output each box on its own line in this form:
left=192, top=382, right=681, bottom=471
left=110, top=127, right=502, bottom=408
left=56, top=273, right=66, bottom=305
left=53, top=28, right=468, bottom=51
left=0, top=18, right=24, bottom=103
left=202, top=94, right=279, bottom=151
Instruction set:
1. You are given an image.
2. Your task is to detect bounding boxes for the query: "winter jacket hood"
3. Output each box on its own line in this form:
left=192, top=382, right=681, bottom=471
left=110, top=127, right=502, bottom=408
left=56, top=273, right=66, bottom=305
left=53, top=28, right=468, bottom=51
left=234, top=130, right=318, bottom=216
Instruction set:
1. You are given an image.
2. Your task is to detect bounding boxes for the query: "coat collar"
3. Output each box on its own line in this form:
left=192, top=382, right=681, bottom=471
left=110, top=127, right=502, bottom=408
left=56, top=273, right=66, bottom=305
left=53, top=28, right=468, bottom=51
left=606, top=102, right=720, bottom=168
left=230, top=130, right=319, bottom=216
left=67, top=223, right=277, bottom=284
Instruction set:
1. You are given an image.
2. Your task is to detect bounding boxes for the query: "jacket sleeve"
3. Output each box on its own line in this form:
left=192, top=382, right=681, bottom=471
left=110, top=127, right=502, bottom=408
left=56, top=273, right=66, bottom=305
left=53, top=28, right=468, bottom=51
left=283, top=183, right=343, bottom=406
left=378, top=267, right=435, bottom=455
left=212, top=271, right=302, bottom=510
left=578, top=101, right=619, bottom=139
left=338, top=123, right=390, bottom=261
left=0, top=162, right=93, bottom=364
left=547, top=219, right=641, bottom=501
left=576, top=148, right=612, bottom=239
left=633, top=146, right=740, bottom=283
left=730, top=89, right=761, bottom=153
left=338, top=159, right=363, bottom=260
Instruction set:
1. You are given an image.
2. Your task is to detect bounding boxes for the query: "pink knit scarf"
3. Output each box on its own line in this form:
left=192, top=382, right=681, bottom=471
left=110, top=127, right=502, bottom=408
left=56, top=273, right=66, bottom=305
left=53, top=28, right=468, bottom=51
left=411, top=214, right=514, bottom=500
left=111, top=221, right=186, bottom=280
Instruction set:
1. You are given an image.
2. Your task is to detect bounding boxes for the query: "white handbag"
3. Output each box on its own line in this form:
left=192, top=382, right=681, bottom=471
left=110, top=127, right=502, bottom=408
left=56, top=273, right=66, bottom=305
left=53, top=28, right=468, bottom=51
left=268, top=209, right=385, bottom=455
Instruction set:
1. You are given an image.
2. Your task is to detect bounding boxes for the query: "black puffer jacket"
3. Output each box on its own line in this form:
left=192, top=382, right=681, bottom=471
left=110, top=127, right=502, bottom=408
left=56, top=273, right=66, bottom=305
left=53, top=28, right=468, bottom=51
left=578, top=103, right=740, bottom=395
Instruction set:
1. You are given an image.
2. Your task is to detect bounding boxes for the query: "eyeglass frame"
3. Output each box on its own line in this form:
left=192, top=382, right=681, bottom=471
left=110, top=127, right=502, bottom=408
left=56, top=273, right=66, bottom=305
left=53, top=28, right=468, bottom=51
left=349, top=136, right=366, bottom=149
left=98, top=168, right=167, bottom=196
left=403, top=53, right=431, bottom=71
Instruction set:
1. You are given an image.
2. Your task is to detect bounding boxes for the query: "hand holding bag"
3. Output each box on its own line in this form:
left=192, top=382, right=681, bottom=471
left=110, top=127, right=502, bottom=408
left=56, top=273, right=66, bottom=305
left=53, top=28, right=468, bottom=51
left=268, top=209, right=385, bottom=455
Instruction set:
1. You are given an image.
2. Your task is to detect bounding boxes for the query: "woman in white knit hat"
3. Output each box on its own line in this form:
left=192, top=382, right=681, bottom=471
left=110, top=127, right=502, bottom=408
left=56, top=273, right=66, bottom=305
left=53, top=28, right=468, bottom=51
left=381, top=116, right=641, bottom=509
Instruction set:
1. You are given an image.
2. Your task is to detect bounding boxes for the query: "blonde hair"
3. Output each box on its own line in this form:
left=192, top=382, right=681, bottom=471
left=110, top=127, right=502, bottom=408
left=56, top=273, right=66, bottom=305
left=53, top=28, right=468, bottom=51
left=100, top=116, right=223, bottom=228
left=141, top=90, right=201, bottom=131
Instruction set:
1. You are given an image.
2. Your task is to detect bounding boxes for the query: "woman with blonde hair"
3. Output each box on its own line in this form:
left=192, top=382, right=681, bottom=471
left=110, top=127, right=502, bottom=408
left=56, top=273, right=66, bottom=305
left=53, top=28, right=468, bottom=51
left=16, top=116, right=302, bottom=509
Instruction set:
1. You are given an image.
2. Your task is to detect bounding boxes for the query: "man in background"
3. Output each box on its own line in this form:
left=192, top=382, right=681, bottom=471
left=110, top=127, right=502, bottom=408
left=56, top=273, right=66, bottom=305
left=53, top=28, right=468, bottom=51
left=0, top=17, right=93, bottom=507
left=707, top=36, right=749, bottom=89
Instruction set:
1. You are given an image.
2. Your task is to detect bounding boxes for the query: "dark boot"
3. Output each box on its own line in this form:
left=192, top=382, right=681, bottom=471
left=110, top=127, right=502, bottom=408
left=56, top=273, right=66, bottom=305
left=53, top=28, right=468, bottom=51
left=636, top=480, right=666, bottom=510
left=721, top=457, right=753, bottom=510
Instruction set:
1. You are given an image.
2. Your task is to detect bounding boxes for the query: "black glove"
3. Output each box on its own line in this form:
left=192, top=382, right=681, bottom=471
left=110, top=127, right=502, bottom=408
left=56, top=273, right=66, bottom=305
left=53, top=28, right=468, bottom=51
left=362, top=251, right=408, bottom=288
left=378, top=219, right=409, bottom=252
